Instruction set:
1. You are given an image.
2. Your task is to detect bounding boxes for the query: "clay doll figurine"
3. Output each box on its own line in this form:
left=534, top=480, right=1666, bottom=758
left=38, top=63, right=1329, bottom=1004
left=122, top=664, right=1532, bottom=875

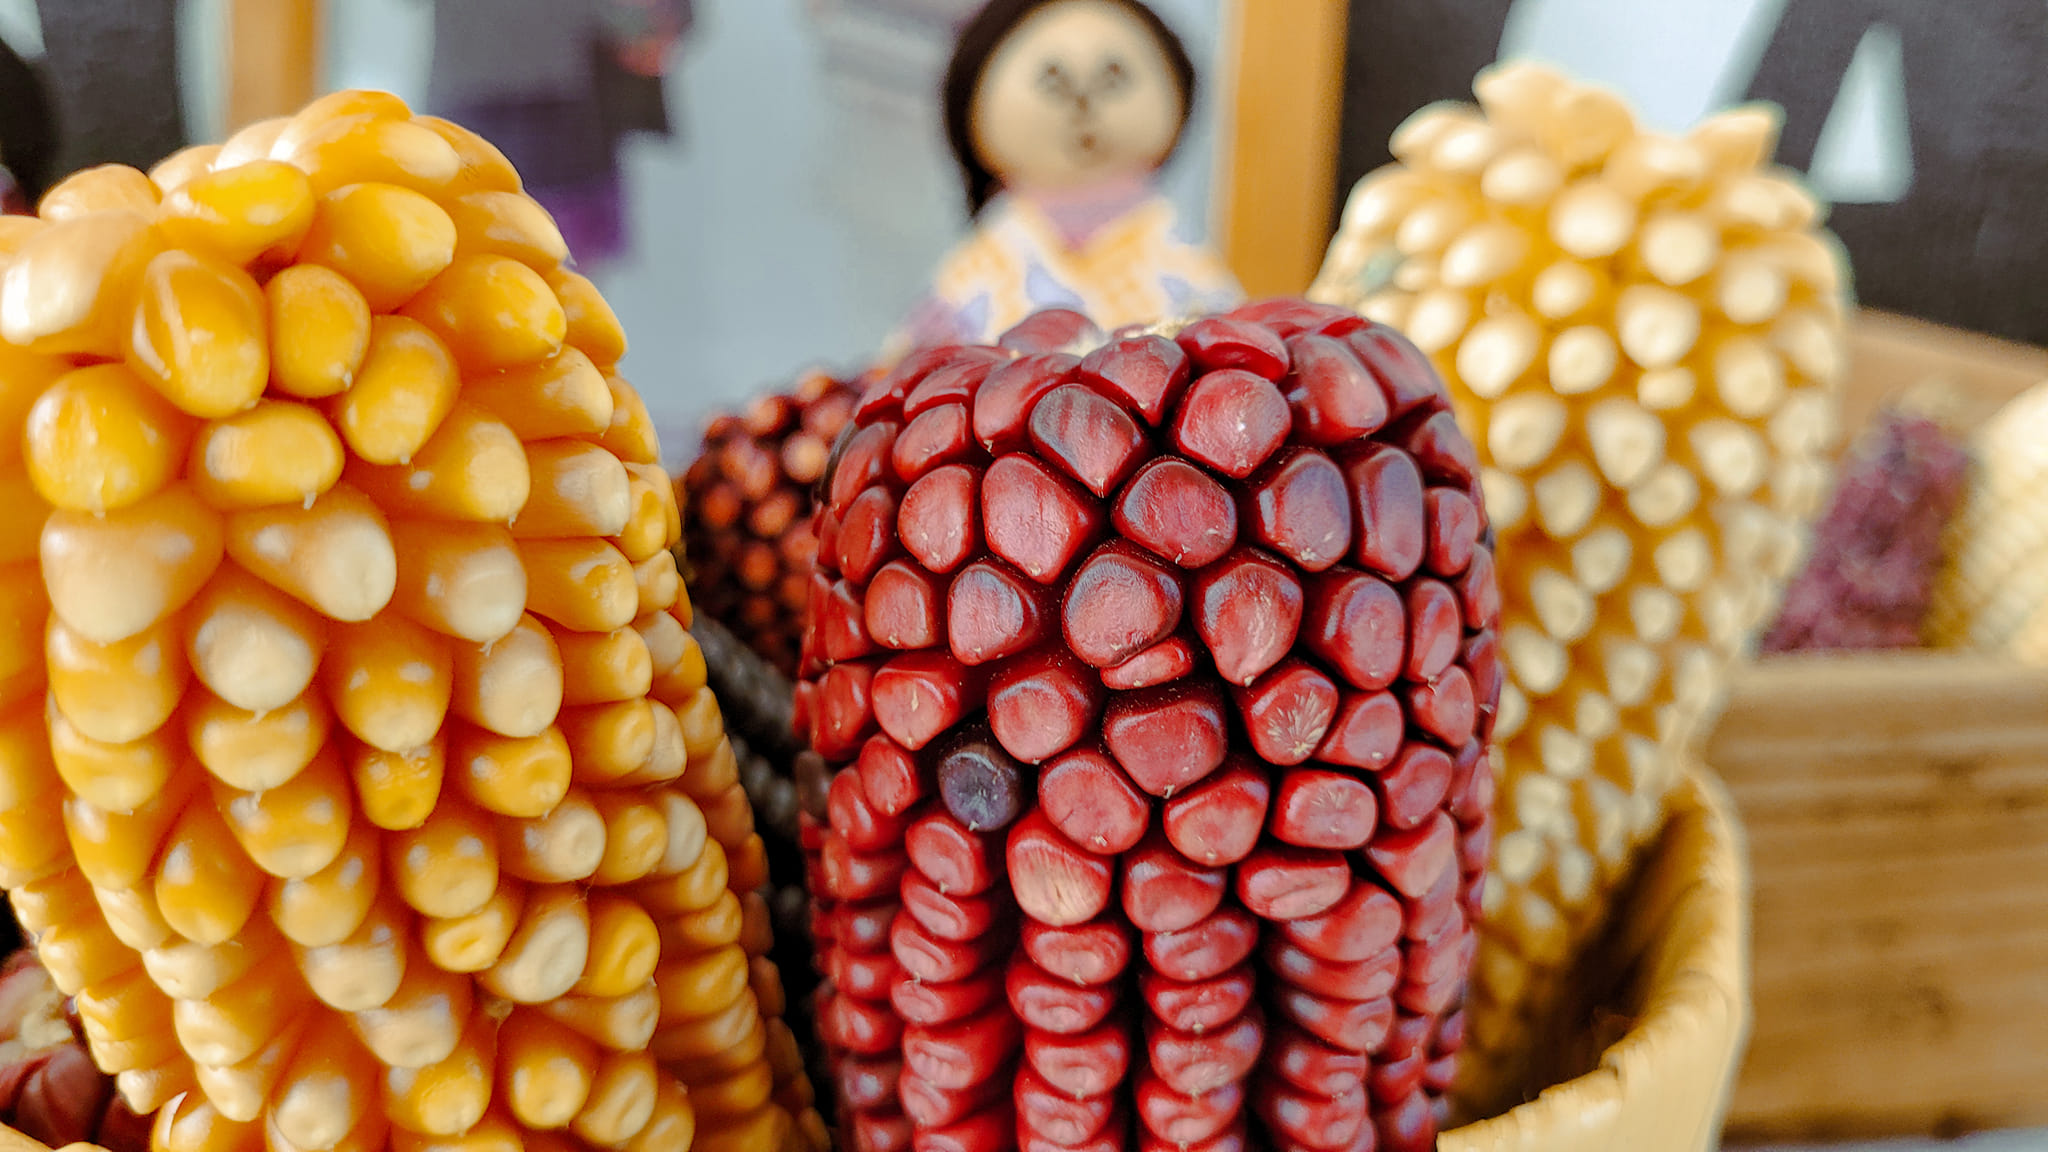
left=892, top=0, right=1243, bottom=350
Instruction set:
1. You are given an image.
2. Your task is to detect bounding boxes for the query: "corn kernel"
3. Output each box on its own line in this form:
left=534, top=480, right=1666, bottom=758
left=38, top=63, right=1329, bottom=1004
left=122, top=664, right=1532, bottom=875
left=279, top=114, right=461, bottom=199
left=76, top=967, right=182, bottom=1072
left=333, top=315, right=460, bottom=465
left=350, top=739, right=446, bottom=832
left=388, top=520, right=527, bottom=644
left=678, top=735, right=738, bottom=801
left=537, top=984, right=659, bottom=1053
left=611, top=474, right=670, bottom=563
left=560, top=699, right=657, bottom=786
left=36, top=913, right=136, bottom=994
left=614, top=701, right=685, bottom=787
left=452, top=725, right=571, bottom=819
left=298, top=183, right=456, bottom=312
left=225, top=483, right=396, bottom=623
left=269, top=820, right=381, bottom=947
left=143, top=918, right=279, bottom=1000
left=657, top=891, right=742, bottom=956
left=725, top=831, right=769, bottom=896
left=478, top=883, right=588, bottom=1004
left=694, top=1059, right=774, bottom=1122
left=300, top=893, right=411, bottom=1007
left=545, top=268, right=626, bottom=367
left=588, top=790, right=666, bottom=886
left=422, top=880, right=523, bottom=974
left=65, top=773, right=193, bottom=890
left=0, top=210, right=160, bottom=357
left=497, top=1010, right=597, bottom=1129
left=383, top=1012, right=495, bottom=1136
left=26, top=363, right=193, bottom=513
left=590, top=374, right=658, bottom=465
left=188, top=399, right=344, bottom=510
left=673, top=689, right=725, bottom=761
left=464, top=348, right=612, bottom=442
left=402, top=255, right=565, bottom=372
left=512, top=439, right=632, bottom=540
left=388, top=1111, right=519, bottom=1152
left=701, top=784, right=756, bottom=854
left=325, top=612, right=454, bottom=753
left=351, top=949, right=472, bottom=1068
left=0, top=465, right=49, bottom=567
left=186, top=686, right=330, bottom=791
left=214, top=117, right=288, bottom=169
left=46, top=613, right=187, bottom=744
left=265, top=264, right=371, bottom=399
left=346, top=403, right=530, bottom=523
left=414, top=117, right=521, bottom=197
left=41, top=483, right=223, bottom=645
left=194, top=1014, right=302, bottom=1122
left=570, top=1050, right=658, bottom=1145
left=635, top=836, right=727, bottom=916
left=447, top=192, right=568, bottom=270
left=577, top=892, right=660, bottom=998
left=648, top=988, right=755, bottom=1063
left=157, top=160, right=316, bottom=267
left=155, top=799, right=264, bottom=944
left=155, top=1093, right=265, bottom=1152
left=269, top=1017, right=377, bottom=1147
left=93, top=882, right=178, bottom=952
left=128, top=248, right=269, bottom=419
left=391, top=794, right=499, bottom=919
left=271, top=91, right=413, bottom=158
left=553, top=625, right=653, bottom=707
left=148, top=145, right=222, bottom=195
left=0, top=563, right=43, bottom=713
left=624, top=1079, right=696, bottom=1152
left=517, top=538, right=637, bottom=633
left=184, top=564, right=329, bottom=713
left=171, top=956, right=304, bottom=1066
left=448, top=612, right=561, bottom=738
left=8, top=865, right=91, bottom=935
left=498, top=790, right=604, bottom=884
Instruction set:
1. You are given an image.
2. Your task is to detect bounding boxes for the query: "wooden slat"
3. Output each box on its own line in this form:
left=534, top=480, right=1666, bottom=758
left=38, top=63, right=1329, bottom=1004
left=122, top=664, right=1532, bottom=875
left=1842, top=310, right=2048, bottom=439
left=1709, top=651, right=2048, bottom=1139
left=1215, top=0, right=1349, bottom=298
left=226, top=0, right=322, bottom=132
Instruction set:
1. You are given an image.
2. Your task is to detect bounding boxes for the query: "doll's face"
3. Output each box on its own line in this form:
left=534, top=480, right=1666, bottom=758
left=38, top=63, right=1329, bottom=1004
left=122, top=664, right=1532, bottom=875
left=969, top=0, right=1185, bottom=193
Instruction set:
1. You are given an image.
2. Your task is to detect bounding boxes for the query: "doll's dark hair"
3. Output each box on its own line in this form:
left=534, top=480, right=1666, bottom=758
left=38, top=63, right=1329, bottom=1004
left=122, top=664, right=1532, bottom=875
left=0, top=33, right=57, bottom=203
left=943, top=0, right=1196, bottom=219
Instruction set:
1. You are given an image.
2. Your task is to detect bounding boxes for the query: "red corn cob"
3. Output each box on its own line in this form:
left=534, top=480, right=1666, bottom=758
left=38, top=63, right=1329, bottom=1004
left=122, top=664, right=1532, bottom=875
left=798, top=303, right=1499, bottom=1150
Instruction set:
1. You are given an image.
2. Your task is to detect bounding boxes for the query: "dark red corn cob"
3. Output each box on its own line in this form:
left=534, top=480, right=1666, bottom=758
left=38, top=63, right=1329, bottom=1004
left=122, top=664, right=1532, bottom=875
left=799, top=304, right=1499, bottom=1151
left=682, top=369, right=863, bottom=676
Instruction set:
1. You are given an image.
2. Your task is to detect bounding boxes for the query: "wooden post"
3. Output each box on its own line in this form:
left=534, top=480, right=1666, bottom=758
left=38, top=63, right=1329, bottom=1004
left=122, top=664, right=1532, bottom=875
left=227, top=0, right=322, bottom=131
left=1214, top=0, right=1350, bottom=298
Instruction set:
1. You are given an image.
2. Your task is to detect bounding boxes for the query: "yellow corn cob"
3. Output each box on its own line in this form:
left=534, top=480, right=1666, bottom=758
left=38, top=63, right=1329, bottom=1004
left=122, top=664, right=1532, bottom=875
left=1927, top=379, right=2048, bottom=659
left=1312, top=61, right=1846, bottom=1115
left=1, top=89, right=818, bottom=1151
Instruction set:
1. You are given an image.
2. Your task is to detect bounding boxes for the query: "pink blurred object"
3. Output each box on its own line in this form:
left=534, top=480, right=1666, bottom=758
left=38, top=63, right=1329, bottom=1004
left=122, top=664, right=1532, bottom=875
left=1761, top=408, right=1970, bottom=653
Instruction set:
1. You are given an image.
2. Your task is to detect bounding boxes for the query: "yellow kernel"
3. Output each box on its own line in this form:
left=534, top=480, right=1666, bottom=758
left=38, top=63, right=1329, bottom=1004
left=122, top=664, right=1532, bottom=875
left=45, top=611, right=187, bottom=744
left=213, top=743, right=352, bottom=879
left=40, top=483, right=223, bottom=645
left=188, top=398, right=344, bottom=510
left=415, top=116, right=522, bottom=196
left=351, top=944, right=473, bottom=1067
left=611, top=472, right=670, bottom=563
left=403, top=254, right=566, bottom=372
left=143, top=917, right=280, bottom=1000
left=546, top=268, right=626, bottom=366
left=478, top=882, right=588, bottom=1004
left=1, top=210, right=161, bottom=358
left=449, top=612, right=563, bottom=741
left=324, top=612, right=454, bottom=753
left=24, top=363, right=192, bottom=514
left=344, top=402, right=530, bottom=523
left=388, top=519, right=527, bottom=644
left=658, top=890, right=742, bottom=956
left=0, top=342, right=70, bottom=466
left=553, top=624, right=653, bottom=707
left=268, top=1015, right=379, bottom=1148
left=279, top=112, right=461, bottom=198
left=214, top=116, right=289, bottom=169
left=589, top=790, right=667, bottom=887
left=75, top=967, right=181, bottom=1072
left=423, top=879, right=523, bottom=973
left=571, top=1050, right=659, bottom=1145
left=268, top=818, right=380, bottom=947
left=590, top=373, right=659, bottom=464
left=448, top=190, right=569, bottom=269
left=265, top=263, right=371, bottom=399
left=296, top=892, right=408, bottom=1011
left=38, top=914, right=141, bottom=995
left=153, top=1093, right=265, bottom=1152
left=538, top=983, right=659, bottom=1053
left=225, top=482, right=397, bottom=623
left=0, top=463, right=50, bottom=566
left=171, top=956, right=304, bottom=1066
left=513, top=438, right=633, bottom=539
left=154, top=798, right=265, bottom=944
left=183, top=563, right=329, bottom=714
left=560, top=699, right=657, bottom=786
left=185, top=685, right=330, bottom=791
left=156, top=159, right=317, bottom=266
left=39, top=164, right=160, bottom=219
left=452, top=725, right=572, bottom=819
left=47, top=704, right=177, bottom=812
left=498, top=1010, right=598, bottom=1129
left=148, top=144, right=222, bottom=195
left=498, top=789, right=604, bottom=884
left=349, top=738, right=445, bottom=832
left=127, top=248, right=269, bottom=419
left=383, top=1011, right=495, bottom=1137
left=391, top=794, right=500, bottom=919
left=579, top=892, right=661, bottom=997
left=331, top=314, right=460, bottom=465
left=270, top=90, right=413, bottom=159
left=518, top=537, right=638, bottom=633
left=298, top=182, right=456, bottom=311
left=464, top=347, right=613, bottom=441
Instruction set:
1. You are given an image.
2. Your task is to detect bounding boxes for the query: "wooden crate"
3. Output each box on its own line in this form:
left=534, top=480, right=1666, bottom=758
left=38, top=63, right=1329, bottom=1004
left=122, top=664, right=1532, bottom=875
left=1710, top=312, right=2048, bottom=1140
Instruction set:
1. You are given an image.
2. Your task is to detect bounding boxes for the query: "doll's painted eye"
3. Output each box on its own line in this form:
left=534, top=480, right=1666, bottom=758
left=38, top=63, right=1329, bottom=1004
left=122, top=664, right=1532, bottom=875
left=1038, top=61, right=1077, bottom=99
left=1098, top=57, right=1129, bottom=93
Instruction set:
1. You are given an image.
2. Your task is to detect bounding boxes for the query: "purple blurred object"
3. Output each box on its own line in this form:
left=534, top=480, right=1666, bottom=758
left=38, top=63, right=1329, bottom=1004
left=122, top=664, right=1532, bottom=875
left=1761, top=408, right=1971, bottom=653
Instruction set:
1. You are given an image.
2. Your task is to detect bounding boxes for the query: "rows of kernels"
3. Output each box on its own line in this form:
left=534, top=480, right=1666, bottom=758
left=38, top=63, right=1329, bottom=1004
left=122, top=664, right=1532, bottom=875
left=795, top=304, right=1499, bottom=1151
left=0, top=89, right=812, bottom=1152
left=680, top=372, right=861, bottom=677
left=1310, top=61, right=1844, bottom=1113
